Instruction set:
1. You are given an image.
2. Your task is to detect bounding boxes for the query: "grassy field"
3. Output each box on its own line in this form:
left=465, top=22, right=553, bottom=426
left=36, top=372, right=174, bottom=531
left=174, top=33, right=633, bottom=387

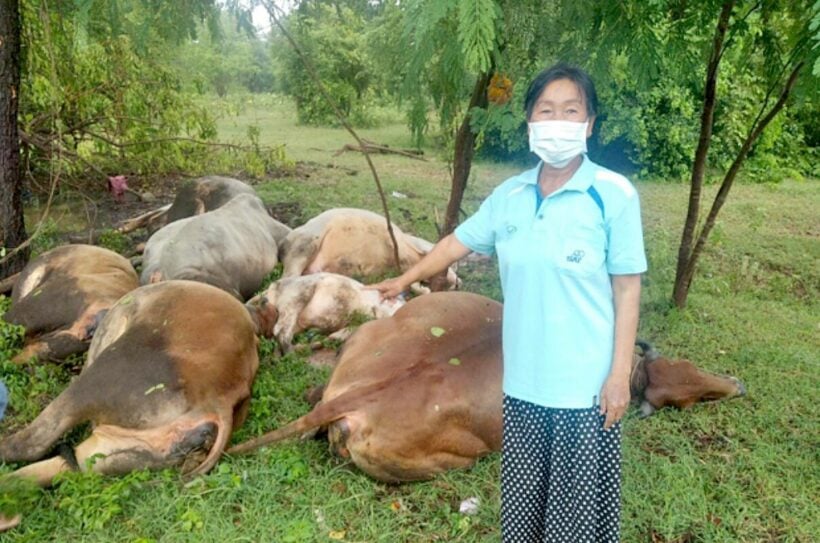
left=1, top=94, right=818, bottom=542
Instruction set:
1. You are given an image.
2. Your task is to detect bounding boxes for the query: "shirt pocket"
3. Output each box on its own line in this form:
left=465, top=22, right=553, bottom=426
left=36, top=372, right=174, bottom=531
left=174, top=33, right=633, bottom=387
left=555, top=224, right=606, bottom=276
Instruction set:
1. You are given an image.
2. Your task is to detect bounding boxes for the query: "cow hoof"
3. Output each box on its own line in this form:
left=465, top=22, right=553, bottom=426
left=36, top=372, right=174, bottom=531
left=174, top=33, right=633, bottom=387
left=733, top=378, right=747, bottom=397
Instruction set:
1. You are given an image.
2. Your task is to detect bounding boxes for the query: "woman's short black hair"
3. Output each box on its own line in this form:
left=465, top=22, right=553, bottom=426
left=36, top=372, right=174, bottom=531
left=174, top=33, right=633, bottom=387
left=524, top=63, right=598, bottom=120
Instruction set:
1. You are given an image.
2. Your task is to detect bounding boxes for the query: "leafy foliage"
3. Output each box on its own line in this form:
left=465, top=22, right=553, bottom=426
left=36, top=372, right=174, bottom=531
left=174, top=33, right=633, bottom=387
left=275, top=3, right=384, bottom=127
left=170, top=12, right=275, bottom=96
left=456, top=0, right=501, bottom=74
left=0, top=297, right=25, bottom=362
left=17, top=0, right=289, bottom=193
left=376, top=1, right=819, bottom=180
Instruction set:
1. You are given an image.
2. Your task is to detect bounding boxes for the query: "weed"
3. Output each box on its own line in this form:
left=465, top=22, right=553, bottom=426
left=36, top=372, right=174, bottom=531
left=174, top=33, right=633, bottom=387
left=96, top=229, right=131, bottom=254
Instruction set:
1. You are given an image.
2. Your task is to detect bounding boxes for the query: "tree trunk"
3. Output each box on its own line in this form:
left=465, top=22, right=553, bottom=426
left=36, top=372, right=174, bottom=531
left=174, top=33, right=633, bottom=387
left=672, top=0, right=735, bottom=308
left=676, top=62, right=803, bottom=302
left=0, top=0, right=29, bottom=278
left=428, top=69, right=492, bottom=291
left=441, top=70, right=492, bottom=238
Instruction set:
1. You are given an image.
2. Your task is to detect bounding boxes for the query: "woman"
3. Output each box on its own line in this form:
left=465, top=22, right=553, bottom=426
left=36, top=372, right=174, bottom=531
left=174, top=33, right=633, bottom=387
left=370, top=63, right=646, bottom=542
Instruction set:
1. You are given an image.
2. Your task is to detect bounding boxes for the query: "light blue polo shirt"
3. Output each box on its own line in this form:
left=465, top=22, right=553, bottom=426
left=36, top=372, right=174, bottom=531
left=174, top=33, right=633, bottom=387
left=455, top=156, right=647, bottom=409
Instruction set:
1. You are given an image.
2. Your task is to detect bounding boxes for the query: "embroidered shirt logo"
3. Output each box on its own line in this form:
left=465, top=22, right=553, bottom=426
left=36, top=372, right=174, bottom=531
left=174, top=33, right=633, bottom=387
left=566, top=250, right=585, bottom=263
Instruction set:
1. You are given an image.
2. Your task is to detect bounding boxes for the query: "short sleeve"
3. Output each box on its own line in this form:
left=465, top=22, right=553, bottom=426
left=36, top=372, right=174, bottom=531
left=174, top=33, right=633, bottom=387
left=606, top=189, right=647, bottom=275
left=454, top=193, right=496, bottom=255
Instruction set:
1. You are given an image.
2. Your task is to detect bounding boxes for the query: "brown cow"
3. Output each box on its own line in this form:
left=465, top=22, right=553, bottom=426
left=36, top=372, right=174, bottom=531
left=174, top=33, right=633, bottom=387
left=228, top=292, right=746, bottom=482
left=630, top=340, right=746, bottom=417
left=229, top=291, right=503, bottom=481
left=141, top=194, right=280, bottom=300
left=245, top=272, right=404, bottom=353
left=279, top=208, right=459, bottom=291
left=3, top=245, right=139, bottom=364
left=0, top=281, right=258, bottom=487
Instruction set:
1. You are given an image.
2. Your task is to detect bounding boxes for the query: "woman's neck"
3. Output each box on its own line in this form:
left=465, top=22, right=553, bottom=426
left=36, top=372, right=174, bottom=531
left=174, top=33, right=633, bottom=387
left=537, top=155, right=583, bottom=197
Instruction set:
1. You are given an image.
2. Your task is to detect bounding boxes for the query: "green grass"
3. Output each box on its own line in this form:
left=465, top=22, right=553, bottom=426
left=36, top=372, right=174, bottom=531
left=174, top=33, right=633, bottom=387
left=1, top=95, right=818, bottom=542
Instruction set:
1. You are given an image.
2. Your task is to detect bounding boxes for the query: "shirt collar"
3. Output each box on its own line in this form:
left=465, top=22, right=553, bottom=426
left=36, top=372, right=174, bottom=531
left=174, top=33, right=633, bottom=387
left=518, top=155, right=594, bottom=193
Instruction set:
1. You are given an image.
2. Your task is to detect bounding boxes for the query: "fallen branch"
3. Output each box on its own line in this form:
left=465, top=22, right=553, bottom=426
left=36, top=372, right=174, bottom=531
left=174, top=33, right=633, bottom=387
left=334, top=140, right=426, bottom=161
left=118, top=204, right=172, bottom=234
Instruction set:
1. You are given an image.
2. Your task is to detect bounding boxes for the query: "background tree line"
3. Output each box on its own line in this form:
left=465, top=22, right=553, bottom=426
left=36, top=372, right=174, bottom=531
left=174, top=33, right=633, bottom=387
left=1, top=0, right=818, bottom=306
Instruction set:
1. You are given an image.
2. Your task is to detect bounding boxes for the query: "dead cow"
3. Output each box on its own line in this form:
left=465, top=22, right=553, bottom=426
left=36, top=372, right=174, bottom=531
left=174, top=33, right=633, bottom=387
left=141, top=194, right=280, bottom=300
left=0, top=281, right=258, bottom=487
left=279, top=208, right=459, bottom=290
left=118, top=176, right=292, bottom=242
left=631, top=340, right=746, bottom=417
left=229, top=292, right=746, bottom=482
left=245, top=272, right=404, bottom=353
left=3, top=245, right=139, bottom=363
left=119, top=175, right=257, bottom=234
left=230, top=291, right=503, bottom=481
left=166, top=175, right=257, bottom=222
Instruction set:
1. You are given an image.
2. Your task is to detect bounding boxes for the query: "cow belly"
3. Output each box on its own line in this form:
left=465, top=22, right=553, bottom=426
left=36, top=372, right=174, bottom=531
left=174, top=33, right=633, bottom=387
left=327, top=408, right=498, bottom=483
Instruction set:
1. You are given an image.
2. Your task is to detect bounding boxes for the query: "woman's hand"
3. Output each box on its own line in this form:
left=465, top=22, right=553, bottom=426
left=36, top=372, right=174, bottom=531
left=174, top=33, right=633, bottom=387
left=601, top=273, right=641, bottom=430
left=599, top=373, right=630, bottom=430
left=367, top=277, right=408, bottom=300
left=367, top=234, right=472, bottom=300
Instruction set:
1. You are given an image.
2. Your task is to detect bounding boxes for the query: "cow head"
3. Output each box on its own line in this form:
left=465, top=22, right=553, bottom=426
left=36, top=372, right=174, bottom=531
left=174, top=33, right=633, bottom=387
left=630, top=341, right=746, bottom=417
left=245, top=294, right=279, bottom=338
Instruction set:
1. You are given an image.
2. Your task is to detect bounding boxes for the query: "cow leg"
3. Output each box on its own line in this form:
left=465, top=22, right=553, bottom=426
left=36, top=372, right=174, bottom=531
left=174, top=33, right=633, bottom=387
left=280, top=235, right=320, bottom=277
left=8, top=418, right=223, bottom=487
left=232, top=397, right=251, bottom=429
left=273, top=313, right=301, bottom=353
left=0, top=514, right=21, bottom=532
left=12, top=331, right=87, bottom=364
left=326, top=327, right=354, bottom=343
left=0, top=394, right=81, bottom=462
left=409, top=282, right=431, bottom=295
left=6, top=456, right=71, bottom=488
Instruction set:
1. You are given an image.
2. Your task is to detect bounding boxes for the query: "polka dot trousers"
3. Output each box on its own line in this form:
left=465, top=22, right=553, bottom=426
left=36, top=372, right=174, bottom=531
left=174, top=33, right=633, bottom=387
left=501, top=395, right=622, bottom=543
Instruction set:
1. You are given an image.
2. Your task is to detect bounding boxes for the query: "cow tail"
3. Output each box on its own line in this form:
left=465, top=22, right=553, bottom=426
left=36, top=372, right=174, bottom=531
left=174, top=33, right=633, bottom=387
left=225, top=383, right=385, bottom=456
left=187, top=410, right=233, bottom=477
left=224, top=415, right=314, bottom=456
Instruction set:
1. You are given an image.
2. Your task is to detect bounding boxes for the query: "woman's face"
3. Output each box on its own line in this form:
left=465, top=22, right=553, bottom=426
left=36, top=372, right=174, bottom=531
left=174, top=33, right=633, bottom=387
left=529, top=78, right=595, bottom=137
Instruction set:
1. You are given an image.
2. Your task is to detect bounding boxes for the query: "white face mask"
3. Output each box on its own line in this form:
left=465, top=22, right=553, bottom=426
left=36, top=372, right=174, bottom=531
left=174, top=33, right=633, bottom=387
left=528, top=120, right=588, bottom=168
